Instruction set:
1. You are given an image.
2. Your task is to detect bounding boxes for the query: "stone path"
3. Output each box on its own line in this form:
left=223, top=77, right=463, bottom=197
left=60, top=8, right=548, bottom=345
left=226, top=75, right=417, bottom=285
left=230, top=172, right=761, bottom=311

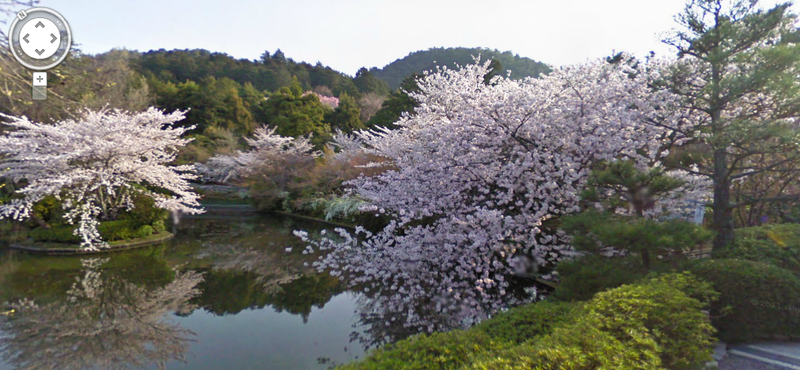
left=721, top=343, right=800, bottom=370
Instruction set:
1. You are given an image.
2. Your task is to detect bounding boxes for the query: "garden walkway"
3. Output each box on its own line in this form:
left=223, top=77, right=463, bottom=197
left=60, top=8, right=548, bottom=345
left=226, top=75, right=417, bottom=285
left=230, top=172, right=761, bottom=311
left=720, top=343, right=800, bottom=370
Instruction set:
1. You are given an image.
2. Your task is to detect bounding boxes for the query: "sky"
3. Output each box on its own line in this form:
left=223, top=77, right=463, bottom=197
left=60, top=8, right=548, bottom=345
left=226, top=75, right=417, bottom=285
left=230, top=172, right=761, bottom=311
left=12, top=0, right=800, bottom=76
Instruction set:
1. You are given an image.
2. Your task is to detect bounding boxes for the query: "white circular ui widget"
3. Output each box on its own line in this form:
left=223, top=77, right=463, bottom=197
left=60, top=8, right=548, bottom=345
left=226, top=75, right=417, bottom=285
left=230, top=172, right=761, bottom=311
left=7, top=7, right=72, bottom=71
left=19, top=18, right=60, bottom=59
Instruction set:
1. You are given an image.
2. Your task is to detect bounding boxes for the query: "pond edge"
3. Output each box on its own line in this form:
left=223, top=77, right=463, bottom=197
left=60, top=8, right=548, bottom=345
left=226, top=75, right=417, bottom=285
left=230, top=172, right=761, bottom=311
left=8, top=231, right=174, bottom=255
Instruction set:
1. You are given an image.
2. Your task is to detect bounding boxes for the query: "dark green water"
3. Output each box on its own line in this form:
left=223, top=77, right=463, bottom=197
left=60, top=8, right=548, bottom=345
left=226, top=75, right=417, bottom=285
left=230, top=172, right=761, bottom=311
left=0, top=214, right=370, bottom=370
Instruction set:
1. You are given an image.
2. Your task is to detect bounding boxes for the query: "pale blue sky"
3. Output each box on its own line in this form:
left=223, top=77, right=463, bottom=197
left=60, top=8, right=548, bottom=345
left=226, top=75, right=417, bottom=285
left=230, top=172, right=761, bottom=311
left=19, top=0, right=799, bottom=76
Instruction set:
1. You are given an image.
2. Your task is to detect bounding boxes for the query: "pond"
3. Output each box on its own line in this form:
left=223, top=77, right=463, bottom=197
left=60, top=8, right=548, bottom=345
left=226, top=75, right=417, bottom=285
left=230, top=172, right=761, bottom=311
left=0, top=212, right=373, bottom=370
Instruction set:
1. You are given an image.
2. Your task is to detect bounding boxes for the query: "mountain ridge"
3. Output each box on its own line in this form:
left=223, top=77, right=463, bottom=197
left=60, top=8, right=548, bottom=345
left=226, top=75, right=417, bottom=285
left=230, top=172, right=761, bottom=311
left=369, top=47, right=552, bottom=90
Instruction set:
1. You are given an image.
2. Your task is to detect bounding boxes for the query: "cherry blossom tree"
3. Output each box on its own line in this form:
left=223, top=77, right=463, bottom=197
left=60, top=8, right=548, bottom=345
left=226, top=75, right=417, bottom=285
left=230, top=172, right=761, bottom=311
left=303, top=91, right=340, bottom=109
left=0, top=108, right=203, bottom=250
left=196, top=126, right=319, bottom=184
left=296, top=57, right=692, bottom=332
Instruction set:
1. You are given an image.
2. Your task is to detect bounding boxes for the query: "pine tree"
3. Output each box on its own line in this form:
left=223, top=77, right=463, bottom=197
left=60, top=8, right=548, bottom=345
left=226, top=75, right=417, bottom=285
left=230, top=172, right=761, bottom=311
left=663, top=0, right=800, bottom=251
left=325, top=92, right=363, bottom=133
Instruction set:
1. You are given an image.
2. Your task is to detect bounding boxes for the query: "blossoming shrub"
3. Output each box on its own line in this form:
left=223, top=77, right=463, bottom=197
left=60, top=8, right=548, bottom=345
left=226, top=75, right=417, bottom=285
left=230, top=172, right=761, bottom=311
left=685, top=258, right=800, bottom=342
left=714, top=224, right=800, bottom=275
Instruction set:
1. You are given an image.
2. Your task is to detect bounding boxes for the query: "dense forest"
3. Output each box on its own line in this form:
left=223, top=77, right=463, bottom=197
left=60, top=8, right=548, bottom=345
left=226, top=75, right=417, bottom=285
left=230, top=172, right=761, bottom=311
left=369, top=47, right=552, bottom=90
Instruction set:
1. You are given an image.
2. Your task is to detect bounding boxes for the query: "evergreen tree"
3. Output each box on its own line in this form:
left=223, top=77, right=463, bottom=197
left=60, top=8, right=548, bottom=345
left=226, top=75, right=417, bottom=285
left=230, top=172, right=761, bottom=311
left=353, top=67, right=390, bottom=96
left=662, top=0, right=800, bottom=251
left=259, top=76, right=330, bottom=148
left=366, top=74, right=421, bottom=129
left=325, top=92, right=363, bottom=132
left=566, top=161, right=712, bottom=269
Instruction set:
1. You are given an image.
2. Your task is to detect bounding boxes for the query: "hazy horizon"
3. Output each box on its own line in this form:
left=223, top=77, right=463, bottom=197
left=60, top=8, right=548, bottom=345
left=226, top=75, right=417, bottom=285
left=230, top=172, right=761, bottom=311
left=8, top=0, right=799, bottom=75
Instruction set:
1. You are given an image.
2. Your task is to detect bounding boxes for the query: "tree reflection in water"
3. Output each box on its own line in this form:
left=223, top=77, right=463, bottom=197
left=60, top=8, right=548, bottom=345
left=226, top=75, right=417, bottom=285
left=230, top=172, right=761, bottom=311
left=194, top=240, right=345, bottom=322
left=0, top=257, right=203, bottom=370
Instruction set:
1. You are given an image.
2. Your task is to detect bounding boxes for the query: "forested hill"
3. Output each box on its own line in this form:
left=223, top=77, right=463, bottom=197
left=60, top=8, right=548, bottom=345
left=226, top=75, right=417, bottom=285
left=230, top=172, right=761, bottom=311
left=369, top=47, right=552, bottom=90
left=132, top=48, right=386, bottom=97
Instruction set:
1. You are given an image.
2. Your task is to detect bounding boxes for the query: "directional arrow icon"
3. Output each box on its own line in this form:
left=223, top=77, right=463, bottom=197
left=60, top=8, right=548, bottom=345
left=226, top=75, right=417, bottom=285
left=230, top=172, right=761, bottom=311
left=23, top=33, right=29, bottom=43
left=35, top=21, right=44, bottom=28
left=35, top=49, right=44, bottom=55
left=50, top=33, right=57, bottom=43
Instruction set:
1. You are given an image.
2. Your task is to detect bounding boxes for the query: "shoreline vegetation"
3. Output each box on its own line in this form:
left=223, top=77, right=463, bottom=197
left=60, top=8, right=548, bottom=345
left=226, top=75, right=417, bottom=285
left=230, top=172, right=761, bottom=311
left=7, top=231, right=174, bottom=255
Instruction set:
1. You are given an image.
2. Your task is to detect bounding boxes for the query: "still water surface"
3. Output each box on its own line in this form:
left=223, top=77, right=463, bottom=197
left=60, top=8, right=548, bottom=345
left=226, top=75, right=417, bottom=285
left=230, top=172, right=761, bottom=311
left=0, top=213, right=369, bottom=370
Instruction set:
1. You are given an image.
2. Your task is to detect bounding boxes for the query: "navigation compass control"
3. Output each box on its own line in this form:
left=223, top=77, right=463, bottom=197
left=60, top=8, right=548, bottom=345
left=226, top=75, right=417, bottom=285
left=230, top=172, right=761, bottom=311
left=6, top=7, right=72, bottom=100
left=19, top=17, right=61, bottom=60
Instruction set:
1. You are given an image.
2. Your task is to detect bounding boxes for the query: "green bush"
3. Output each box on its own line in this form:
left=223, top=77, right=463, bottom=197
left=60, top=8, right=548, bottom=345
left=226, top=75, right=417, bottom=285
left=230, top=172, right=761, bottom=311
left=30, top=224, right=82, bottom=243
left=685, top=258, right=800, bottom=342
left=30, top=195, right=64, bottom=225
left=342, top=274, right=715, bottom=370
left=465, top=324, right=662, bottom=370
left=469, top=273, right=716, bottom=370
left=339, top=330, right=505, bottom=370
left=473, top=301, right=577, bottom=344
left=714, top=224, right=800, bottom=274
left=151, top=219, right=166, bottom=233
left=99, top=220, right=137, bottom=241
left=120, top=193, right=169, bottom=228
left=30, top=219, right=158, bottom=243
left=552, top=255, right=649, bottom=302
left=134, top=225, right=155, bottom=238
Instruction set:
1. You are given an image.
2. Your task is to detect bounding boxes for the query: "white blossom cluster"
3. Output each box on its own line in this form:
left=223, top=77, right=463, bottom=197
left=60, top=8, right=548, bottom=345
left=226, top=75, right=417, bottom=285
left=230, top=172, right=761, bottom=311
left=296, top=57, right=692, bottom=331
left=0, top=108, right=203, bottom=250
left=196, top=126, right=319, bottom=183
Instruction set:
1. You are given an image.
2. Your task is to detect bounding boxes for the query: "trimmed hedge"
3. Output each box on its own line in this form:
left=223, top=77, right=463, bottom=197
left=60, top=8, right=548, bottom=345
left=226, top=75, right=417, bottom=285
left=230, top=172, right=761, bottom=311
left=715, top=223, right=800, bottom=275
left=467, top=273, right=717, bottom=370
left=473, top=301, right=577, bottom=344
left=338, top=330, right=506, bottom=370
left=686, top=258, right=800, bottom=342
left=30, top=220, right=157, bottom=243
left=552, top=254, right=649, bottom=302
left=341, top=273, right=716, bottom=370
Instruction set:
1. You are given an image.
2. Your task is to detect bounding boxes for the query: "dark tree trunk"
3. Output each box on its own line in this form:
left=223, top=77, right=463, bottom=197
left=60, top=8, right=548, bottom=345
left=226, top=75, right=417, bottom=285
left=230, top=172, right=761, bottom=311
left=633, top=198, right=651, bottom=270
left=713, top=148, right=735, bottom=251
left=641, top=248, right=651, bottom=270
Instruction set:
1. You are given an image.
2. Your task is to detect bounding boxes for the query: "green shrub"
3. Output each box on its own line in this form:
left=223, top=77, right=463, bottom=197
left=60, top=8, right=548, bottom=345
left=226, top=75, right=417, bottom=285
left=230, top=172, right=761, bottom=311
left=120, top=193, right=169, bottom=228
left=473, top=301, right=577, bottom=344
left=465, top=324, right=663, bottom=370
left=30, top=219, right=159, bottom=243
left=30, top=195, right=64, bottom=225
left=344, top=274, right=715, bottom=370
left=134, top=225, right=154, bottom=238
left=466, top=273, right=716, bottom=370
left=552, top=255, right=649, bottom=302
left=98, top=220, right=137, bottom=241
left=339, top=330, right=505, bottom=370
left=151, top=219, right=166, bottom=233
left=685, top=258, right=800, bottom=342
left=714, top=224, right=800, bottom=274
left=29, top=224, right=81, bottom=243
left=580, top=273, right=717, bottom=370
